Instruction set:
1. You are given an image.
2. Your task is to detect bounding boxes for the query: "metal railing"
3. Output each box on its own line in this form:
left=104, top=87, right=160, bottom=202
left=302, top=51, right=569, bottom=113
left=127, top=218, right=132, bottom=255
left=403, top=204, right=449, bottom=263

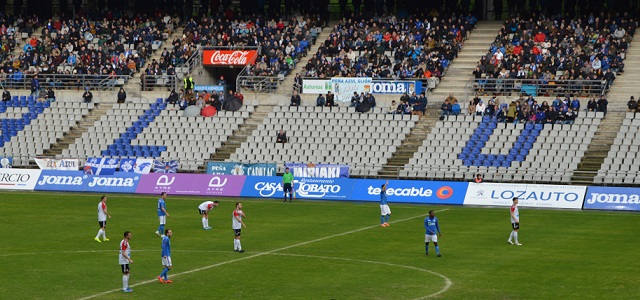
left=237, top=72, right=285, bottom=93
left=0, top=73, right=132, bottom=91
left=464, top=78, right=608, bottom=101
left=139, top=74, right=180, bottom=91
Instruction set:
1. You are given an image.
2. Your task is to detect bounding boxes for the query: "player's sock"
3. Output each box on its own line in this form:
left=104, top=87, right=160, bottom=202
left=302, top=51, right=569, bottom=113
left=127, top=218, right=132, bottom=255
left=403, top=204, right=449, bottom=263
left=159, top=224, right=165, bottom=235
left=508, top=231, right=513, bottom=242
left=202, top=217, right=207, bottom=228
left=205, top=218, right=210, bottom=228
left=514, top=232, right=519, bottom=243
left=385, top=214, right=390, bottom=223
left=123, top=274, right=128, bottom=290
left=435, top=245, right=440, bottom=255
left=237, top=240, right=242, bottom=251
left=425, top=243, right=429, bottom=254
left=233, top=239, right=238, bottom=250
left=95, top=229, right=102, bottom=239
left=160, top=268, right=168, bottom=280
left=165, top=268, right=171, bottom=279
left=380, top=216, right=385, bottom=224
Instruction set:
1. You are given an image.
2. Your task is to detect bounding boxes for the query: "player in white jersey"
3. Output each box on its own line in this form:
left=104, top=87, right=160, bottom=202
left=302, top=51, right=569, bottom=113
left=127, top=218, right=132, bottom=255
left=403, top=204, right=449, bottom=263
left=95, top=196, right=112, bottom=243
left=508, top=197, right=522, bottom=245
left=198, top=200, right=219, bottom=230
left=119, top=231, right=133, bottom=293
left=232, top=202, right=247, bottom=253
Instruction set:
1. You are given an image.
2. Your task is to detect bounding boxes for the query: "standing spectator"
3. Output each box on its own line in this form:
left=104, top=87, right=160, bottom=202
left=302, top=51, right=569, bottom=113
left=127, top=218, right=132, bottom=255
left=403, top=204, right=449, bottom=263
left=597, top=95, right=608, bottom=115
left=218, top=76, right=226, bottom=88
left=325, top=91, right=335, bottom=107
left=276, top=130, right=288, bottom=143
left=2, top=89, right=11, bottom=102
left=628, top=96, right=638, bottom=112
left=30, top=75, right=40, bottom=98
left=571, top=97, right=581, bottom=112
left=316, top=94, right=325, bottom=106
left=507, top=101, right=517, bottom=123
left=83, top=88, right=93, bottom=103
left=117, top=88, right=127, bottom=104
left=417, top=92, right=428, bottom=115
left=468, top=99, right=476, bottom=115
left=290, top=90, right=301, bottom=106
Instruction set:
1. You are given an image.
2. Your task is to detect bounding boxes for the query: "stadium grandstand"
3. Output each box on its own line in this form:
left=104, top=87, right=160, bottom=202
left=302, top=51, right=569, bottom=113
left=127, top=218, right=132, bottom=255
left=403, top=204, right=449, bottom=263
left=1, top=0, right=640, bottom=187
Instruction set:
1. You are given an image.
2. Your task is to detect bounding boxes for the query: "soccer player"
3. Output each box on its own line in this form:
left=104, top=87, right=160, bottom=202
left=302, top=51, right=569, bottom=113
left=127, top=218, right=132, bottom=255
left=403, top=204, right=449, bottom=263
left=95, top=196, right=112, bottom=242
left=424, top=210, right=442, bottom=257
left=119, top=231, right=133, bottom=293
left=158, top=229, right=173, bottom=283
left=156, top=192, right=169, bottom=237
left=508, top=197, right=522, bottom=245
left=282, top=167, right=294, bottom=202
left=232, top=202, right=247, bottom=253
left=198, top=200, right=219, bottom=230
left=380, top=181, right=391, bottom=227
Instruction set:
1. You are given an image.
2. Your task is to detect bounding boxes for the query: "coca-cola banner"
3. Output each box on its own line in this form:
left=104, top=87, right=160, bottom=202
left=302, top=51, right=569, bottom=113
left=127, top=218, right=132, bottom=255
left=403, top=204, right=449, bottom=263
left=202, top=50, right=259, bottom=66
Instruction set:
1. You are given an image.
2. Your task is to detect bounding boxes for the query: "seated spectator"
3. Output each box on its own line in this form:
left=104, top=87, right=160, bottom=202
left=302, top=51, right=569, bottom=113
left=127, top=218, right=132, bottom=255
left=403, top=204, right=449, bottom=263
left=37, top=89, right=47, bottom=102
left=2, top=89, right=11, bottom=102
left=46, top=88, right=55, bottom=102
left=564, top=108, right=578, bottom=124
left=571, top=97, right=581, bottom=112
left=440, top=99, right=452, bottom=117
left=179, top=97, right=188, bottom=110
left=497, top=106, right=508, bottom=123
left=400, top=100, right=412, bottom=115
left=451, top=100, right=461, bottom=116
left=387, top=100, right=397, bottom=114
left=535, top=109, right=546, bottom=124
left=325, top=91, right=336, bottom=107
left=628, top=96, right=638, bottom=112
left=475, top=100, right=485, bottom=116
left=350, top=92, right=360, bottom=108
left=597, top=95, right=608, bottom=115
left=363, top=93, right=376, bottom=108
left=468, top=99, right=476, bottom=115
left=545, top=107, right=559, bottom=124
left=82, top=88, right=93, bottom=103
left=211, top=95, right=222, bottom=112
left=276, top=130, right=288, bottom=143
left=587, top=98, right=597, bottom=111
left=117, top=88, right=127, bottom=104
left=290, top=91, right=301, bottom=107
left=316, top=94, right=325, bottom=107
left=417, top=92, right=428, bottom=114
left=167, top=89, right=179, bottom=105
left=474, top=173, right=483, bottom=183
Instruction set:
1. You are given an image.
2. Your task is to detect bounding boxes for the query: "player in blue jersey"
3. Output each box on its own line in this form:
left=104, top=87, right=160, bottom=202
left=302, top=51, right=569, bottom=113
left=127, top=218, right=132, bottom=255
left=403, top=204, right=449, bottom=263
left=157, top=229, right=173, bottom=283
left=424, top=210, right=442, bottom=257
left=380, top=180, right=391, bottom=227
left=508, top=197, right=522, bottom=245
left=155, top=192, right=169, bottom=237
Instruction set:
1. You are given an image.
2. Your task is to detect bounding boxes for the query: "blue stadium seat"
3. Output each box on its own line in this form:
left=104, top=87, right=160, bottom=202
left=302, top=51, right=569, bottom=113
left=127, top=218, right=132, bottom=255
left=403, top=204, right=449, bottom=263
left=491, top=160, right=501, bottom=167
left=501, top=161, right=511, bottom=168
left=534, top=124, right=543, bottom=130
left=487, top=154, right=496, bottom=161
left=525, top=123, right=534, bottom=130
left=516, top=155, right=525, bottom=161
left=478, top=154, right=487, bottom=161
left=519, top=148, right=529, bottom=156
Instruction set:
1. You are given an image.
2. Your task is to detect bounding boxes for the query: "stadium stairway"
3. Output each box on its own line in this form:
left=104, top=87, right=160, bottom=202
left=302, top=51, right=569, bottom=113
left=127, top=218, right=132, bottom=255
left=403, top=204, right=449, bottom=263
left=44, top=102, right=116, bottom=157
left=377, top=113, right=439, bottom=177
left=276, top=23, right=335, bottom=94
left=602, top=38, right=640, bottom=108
left=571, top=111, right=625, bottom=184
left=206, top=104, right=273, bottom=165
left=426, top=21, right=502, bottom=104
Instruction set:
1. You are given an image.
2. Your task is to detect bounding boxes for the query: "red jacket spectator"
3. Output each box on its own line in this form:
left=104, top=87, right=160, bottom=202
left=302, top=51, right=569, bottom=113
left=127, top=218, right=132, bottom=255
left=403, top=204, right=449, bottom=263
left=534, top=32, right=546, bottom=43
left=513, top=44, right=522, bottom=55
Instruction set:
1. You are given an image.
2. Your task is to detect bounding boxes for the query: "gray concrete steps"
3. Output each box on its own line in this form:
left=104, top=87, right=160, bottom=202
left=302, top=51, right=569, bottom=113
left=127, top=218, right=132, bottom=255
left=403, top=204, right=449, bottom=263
left=209, top=106, right=272, bottom=162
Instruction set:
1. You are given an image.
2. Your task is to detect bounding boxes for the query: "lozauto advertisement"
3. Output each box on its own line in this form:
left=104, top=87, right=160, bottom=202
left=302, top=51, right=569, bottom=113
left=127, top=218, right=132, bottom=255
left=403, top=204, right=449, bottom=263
left=464, top=182, right=586, bottom=209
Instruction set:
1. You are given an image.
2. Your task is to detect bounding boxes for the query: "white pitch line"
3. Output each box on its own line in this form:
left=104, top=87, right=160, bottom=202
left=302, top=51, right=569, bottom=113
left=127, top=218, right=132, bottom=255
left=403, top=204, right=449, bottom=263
left=271, top=253, right=452, bottom=299
left=79, top=209, right=449, bottom=300
left=0, top=249, right=232, bottom=258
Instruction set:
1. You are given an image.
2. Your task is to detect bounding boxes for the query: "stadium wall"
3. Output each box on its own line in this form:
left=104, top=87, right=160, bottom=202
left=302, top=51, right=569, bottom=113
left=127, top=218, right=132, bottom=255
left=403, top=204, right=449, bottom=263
left=1, top=169, right=636, bottom=212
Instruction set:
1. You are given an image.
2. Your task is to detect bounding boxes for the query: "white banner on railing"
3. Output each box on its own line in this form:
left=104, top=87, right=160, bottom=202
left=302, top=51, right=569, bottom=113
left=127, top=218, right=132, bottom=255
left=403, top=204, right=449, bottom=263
left=464, top=183, right=586, bottom=209
left=331, top=77, right=372, bottom=102
left=34, top=158, right=80, bottom=171
left=0, top=169, right=42, bottom=190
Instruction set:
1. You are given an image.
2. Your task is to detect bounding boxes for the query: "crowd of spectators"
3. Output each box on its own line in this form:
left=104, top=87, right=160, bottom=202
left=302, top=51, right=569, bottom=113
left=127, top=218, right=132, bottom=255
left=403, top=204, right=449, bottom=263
left=300, top=12, right=476, bottom=80
left=474, top=12, right=635, bottom=96
left=0, top=11, right=175, bottom=89
left=454, top=93, right=609, bottom=125
left=166, top=87, right=243, bottom=113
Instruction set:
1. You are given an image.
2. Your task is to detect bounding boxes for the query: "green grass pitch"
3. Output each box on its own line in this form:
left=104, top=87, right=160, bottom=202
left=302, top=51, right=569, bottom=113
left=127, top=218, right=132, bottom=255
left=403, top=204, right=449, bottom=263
left=1, top=191, right=639, bottom=299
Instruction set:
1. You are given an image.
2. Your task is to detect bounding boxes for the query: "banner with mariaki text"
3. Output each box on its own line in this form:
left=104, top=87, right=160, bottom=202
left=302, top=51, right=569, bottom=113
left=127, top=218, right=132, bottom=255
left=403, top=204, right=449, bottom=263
left=285, top=163, right=349, bottom=178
